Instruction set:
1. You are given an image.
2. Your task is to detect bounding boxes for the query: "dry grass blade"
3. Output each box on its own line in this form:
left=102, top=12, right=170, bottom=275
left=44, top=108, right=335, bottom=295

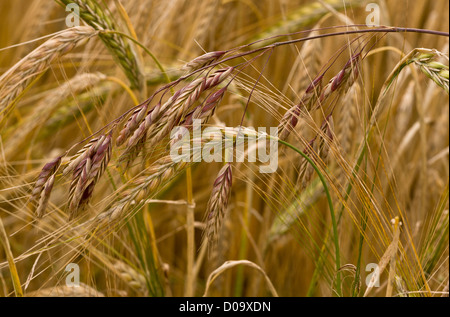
left=386, top=217, right=402, bottom=297
left=364, top=217, right=402, bottom=297
left=0, top=216, right=23, bottom=297
left=203, top=260, right=278, bottom=297
left=337, top=264, right=361, bottom=296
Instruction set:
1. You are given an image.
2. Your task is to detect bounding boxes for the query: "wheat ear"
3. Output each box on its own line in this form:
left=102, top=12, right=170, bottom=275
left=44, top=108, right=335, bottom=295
left=113, top=261, right=147, bottom=293
left=297, top=139, right=317, bottom=190
left=118, top=67, right=233, bottom=166
left=58, top=0, right=143, bottom=89
left=278, top=76, right=323, bottom=140
left=31, top=156, right=62, bottom=218
left=412, top=52, right=449, bottom=93
left=67, top=133, right=112, bottom=220
left=203, top=164, right=233, bottom=252
left=337, top=83, right=360, bottom=156
left=183, top=51, right=226, bottom=72
left=93, top=156, right=188, bottom=227
left=252, top=0, right=364, bottom=47
left=26, top=283, right=104, bottom=297
left=148, top=67, right=234, bottom=146
left=0, top=26, right=96, bottom=121
left=318, top=53, right=361, bottom=105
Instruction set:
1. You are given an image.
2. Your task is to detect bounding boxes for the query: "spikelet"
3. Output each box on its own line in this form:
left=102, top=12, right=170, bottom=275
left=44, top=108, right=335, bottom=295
left=113, top=261, right=147, bottom=294
left=58, top=0, right=143, bottom=89
left=0, top=26, right=96, bottom=121
left=183, top=51, right=226, bottom=72
left=149, top=67, right=234, bottom=146
left=337, top=83, right=360, bottom=156
left=297, top=139, right=317, bottom=190
left=412, top=52, right=449, bottom=93
left=279, top=76, right=323, bottom=140
left=318, top=115, right=335, bottom=161
left=118, top=68, right=233, bottom=166
left=67, top=133, right=112, bottom=220
left=203, top=164, right=233, bottom=252
left=31, top=156, right=62, bottom=218
left=116, top=104, right=149, bottom=146
left=93, top=156, right=188, bottom=227
left=318, top=53, right=361, bottom=106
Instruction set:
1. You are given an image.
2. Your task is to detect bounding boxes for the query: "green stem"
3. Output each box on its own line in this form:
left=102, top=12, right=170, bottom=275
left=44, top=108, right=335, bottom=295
left=277, top=139, right=341, bottom=296
left=101, top=30, right=172, bottom=85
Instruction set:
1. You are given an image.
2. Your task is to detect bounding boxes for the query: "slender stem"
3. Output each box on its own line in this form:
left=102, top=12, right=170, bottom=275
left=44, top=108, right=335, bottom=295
left=0, top=216, right=23, bottom=297
left=185, top=167, right=195, bottom=296
left=144, top=208, right=161, bottom=269
left=101, top=30, right=172, bottom=85
left=234, top=175, right=253, bottom=296
left=277, top=138, right=341, bottom=296
left=105, top=76, right=139, bottom=105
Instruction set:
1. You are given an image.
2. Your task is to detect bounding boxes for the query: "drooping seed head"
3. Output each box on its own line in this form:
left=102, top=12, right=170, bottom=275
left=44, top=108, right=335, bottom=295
left=183, top=51, right=226, bottom=71
left=319, top=53, right=361, bottom=104
left=318, top=115, right=335, bottom=160
left=203, top=164, right=233, bottom=252
left=34, top=174, right=55, bottom=218
left=413, top=52, right=449, bottom=93
left=148, top=68, right=234, bottom=148
left=32, top=156, right=61, bottom=218
left=31, top=156, right=61, bottom=203
left=182, top=87, right=227, bottom=127
left=63, top=135, right=105, bottom=176
left=67, top=132, right=112, bottom=220
left=278, top=75, right=323, bottom=140
left=116, top=104, right=149, bottom=146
